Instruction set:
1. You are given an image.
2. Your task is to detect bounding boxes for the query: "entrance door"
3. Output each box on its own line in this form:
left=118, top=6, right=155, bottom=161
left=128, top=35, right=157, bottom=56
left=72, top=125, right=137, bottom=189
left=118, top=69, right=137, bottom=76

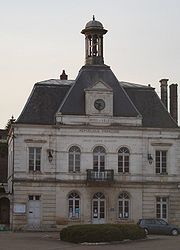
left=27, top=195, right=41, bottom=228
left=0, top=197, right=10, bottom=224
left=92, top=192, right=106, bottom=224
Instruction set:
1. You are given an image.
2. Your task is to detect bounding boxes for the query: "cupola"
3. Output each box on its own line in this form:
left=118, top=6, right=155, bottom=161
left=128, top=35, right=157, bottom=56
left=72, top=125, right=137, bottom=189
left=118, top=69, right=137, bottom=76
left=81, top=16, right=107, bottom=65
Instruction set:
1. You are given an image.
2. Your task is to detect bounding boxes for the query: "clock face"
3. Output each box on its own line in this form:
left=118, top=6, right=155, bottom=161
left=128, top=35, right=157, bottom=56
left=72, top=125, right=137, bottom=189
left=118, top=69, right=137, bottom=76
left=94, top=99, right=105, bottom=111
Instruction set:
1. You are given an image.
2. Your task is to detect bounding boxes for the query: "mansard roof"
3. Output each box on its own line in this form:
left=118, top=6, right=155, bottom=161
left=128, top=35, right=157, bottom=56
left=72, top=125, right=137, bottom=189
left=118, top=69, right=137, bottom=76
left=16, top=81, right=71, bottom=125
left=58, top=65, right=140, bottom=117
left=16, top=70, right=178, bottom=128
left=123, top=84, right=177, bottom=128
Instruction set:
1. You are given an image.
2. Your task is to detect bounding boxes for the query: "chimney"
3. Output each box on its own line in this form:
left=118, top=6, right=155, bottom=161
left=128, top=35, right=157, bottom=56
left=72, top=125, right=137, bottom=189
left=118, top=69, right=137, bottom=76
left=160, top=79, right=168, bottom=109
left=60, top=70, right=68, bottom=80
left=169, top=84, right=178, bottom=123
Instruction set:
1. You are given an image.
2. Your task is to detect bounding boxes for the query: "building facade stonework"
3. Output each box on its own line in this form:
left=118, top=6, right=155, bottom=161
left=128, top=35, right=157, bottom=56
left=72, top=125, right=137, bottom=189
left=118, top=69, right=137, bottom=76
left=8, top=18, right=180, bottom=231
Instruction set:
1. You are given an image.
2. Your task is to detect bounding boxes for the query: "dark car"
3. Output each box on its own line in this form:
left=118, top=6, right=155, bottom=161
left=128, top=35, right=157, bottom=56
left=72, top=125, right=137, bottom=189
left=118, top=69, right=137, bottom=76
left=137, top=218, right=180, bottom=236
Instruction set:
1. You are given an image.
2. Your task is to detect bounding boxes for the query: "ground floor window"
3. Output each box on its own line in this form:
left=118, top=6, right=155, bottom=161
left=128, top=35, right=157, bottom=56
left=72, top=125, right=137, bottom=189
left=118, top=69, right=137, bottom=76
left=68, top=192, right=80, bottom=219
left=92, top=192, right=106, bottom=221
left=156, top=197, right=168, bottom=219
left=118, top=192, right=130, bottom=219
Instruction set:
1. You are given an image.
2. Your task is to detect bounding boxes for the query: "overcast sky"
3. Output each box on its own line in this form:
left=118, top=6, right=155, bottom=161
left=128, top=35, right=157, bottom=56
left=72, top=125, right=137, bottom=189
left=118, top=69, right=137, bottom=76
left=0, top=0, right=180, bottom=128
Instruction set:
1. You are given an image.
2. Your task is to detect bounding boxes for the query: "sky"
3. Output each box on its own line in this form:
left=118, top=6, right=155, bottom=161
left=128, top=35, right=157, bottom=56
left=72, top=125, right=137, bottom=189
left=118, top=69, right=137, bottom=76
left=0, top=0, right=180, bottom=128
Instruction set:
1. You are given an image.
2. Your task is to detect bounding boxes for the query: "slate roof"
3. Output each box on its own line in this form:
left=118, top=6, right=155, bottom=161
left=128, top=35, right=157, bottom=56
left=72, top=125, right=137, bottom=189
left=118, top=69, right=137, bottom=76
left=16, top=66, right=178, bottom=128
left=123, top=84, right=177, bottom=128
left=59, top=65, right=140, bottom=117
left=17, top=82, right=71, bottom=125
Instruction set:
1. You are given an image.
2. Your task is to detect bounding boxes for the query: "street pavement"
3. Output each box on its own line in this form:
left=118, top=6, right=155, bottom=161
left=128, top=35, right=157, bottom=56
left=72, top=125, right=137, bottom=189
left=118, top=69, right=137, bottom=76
left=0, top=231, right=180, bottom=250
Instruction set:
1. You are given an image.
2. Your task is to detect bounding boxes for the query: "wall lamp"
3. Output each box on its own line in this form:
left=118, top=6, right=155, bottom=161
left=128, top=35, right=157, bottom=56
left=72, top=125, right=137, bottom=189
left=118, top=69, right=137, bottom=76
left=48, top=149, right=53, bottom=163
left=147, top=154, right=153, bottom=165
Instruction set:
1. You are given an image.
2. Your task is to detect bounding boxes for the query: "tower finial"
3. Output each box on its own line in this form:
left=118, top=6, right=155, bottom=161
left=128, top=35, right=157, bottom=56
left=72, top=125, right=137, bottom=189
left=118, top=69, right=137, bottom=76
left=93, top=15, right=95, bottom=21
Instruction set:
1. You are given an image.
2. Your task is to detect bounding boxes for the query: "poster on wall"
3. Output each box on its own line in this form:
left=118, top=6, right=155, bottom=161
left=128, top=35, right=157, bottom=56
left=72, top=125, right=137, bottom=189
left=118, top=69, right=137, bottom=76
left=14, top=204, right=26, bottom=214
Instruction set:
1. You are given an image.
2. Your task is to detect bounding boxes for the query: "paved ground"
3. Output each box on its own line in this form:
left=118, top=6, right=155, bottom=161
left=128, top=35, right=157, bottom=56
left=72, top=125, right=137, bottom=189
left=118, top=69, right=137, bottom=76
left=0, top=232, right=180, bottom=250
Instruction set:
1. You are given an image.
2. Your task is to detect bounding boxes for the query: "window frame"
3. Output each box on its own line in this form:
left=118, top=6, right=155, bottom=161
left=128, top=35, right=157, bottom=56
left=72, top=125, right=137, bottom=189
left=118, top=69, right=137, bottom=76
left=28, top=195, right=41, bottom=201
left=92, top=192, right=106, bottom=220
left=118, top=147, right=130, bottom=173
left=68, top=192, right=80, bottom=219
left=156, top=196, right=168, bottom=220
left=68, top=146, right=81, bottom=173
left=28, top=147, right=41, bottom=172
left=118, top=192, right=130, bottom=220
left=93, top=146, right=106, bottom=172
left=155, top=150, right=168, bottom=174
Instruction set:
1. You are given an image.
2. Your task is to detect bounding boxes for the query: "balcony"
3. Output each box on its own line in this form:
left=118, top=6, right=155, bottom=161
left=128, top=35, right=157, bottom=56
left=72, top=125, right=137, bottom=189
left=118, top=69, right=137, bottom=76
left=87, top=169, right=114, bottom=183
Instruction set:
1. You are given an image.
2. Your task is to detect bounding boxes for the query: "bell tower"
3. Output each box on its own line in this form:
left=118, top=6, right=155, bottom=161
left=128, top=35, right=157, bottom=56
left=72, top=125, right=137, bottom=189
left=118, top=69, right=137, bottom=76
left=81, top=16, right=107, bottom=65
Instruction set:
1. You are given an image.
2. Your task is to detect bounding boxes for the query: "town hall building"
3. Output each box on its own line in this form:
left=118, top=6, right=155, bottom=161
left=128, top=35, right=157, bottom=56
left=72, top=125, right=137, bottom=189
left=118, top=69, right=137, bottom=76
left=8, top=17, right=180, bottom=230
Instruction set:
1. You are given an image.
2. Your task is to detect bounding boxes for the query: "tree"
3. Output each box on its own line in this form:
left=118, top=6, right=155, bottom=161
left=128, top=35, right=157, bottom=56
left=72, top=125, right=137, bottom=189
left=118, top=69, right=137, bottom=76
left=5, top=116, right=16, bottom=132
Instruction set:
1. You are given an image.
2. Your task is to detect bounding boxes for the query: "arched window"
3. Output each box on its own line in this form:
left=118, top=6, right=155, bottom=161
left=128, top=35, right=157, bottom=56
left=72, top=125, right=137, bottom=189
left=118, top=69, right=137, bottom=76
left=69, top=146, right=81, bottom=172
left=92, top=192, right=106, bottom=221
left=118, top=147, right=130, bottom=173
left=93, top=146, right=106, bottom=172
left=93, top=192, right=105, bottom=199
left=68, top=192, right=80, bottom=219
left=118, top=192, right=130, bottom=219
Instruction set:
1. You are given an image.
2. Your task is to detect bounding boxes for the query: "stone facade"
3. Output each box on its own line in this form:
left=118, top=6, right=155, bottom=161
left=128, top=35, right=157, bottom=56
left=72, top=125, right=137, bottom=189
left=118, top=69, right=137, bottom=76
left=8, top=17, right=180, bottom=231
left=8, top=124, right=180, bottom=230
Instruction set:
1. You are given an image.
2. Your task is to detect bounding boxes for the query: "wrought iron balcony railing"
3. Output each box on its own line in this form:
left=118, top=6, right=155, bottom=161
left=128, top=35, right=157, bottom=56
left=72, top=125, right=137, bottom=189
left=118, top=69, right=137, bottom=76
left=87, top=169, right=114, bottom=182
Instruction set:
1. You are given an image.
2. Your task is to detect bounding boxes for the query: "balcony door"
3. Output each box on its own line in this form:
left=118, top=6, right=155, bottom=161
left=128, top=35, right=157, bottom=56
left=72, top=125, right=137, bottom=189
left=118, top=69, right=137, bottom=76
left=92, top=192, right=106, bottom=224
left=93, top=146, right=106, bottom=172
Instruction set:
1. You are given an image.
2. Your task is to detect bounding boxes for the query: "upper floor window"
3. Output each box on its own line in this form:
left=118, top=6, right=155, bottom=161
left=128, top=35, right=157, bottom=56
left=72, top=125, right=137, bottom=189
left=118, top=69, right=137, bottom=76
left=69, top=146, right=81, bottom=172
left=93, top=146, right=106, bottom=172
left=118, top=147, right=130, bottom=173
left=29, top=147, right=41, bottom=171
left=155, top=150, right=167, bottom=174
left=156, top=197, right=168, bottom=220
left=118, top=192, right=130, bottom=219
left=68, top=192, right=80, bottom=219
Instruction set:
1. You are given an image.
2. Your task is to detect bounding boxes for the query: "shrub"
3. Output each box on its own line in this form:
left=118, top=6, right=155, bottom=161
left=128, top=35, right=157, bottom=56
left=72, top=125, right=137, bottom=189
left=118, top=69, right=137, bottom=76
left=60, top=224, right=146, bottom=243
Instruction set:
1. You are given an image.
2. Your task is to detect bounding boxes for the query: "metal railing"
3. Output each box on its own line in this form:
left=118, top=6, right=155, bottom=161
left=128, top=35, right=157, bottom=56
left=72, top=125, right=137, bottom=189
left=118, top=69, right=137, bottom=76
left=87, top=169, right=114, bottom=182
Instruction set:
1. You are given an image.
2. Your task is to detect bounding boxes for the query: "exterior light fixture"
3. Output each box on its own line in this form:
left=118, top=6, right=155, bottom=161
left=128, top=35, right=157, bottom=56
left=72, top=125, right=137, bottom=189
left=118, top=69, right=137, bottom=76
left=147, top=154, right=153, bottom=165
left=48, top=150, right=53, bottom=162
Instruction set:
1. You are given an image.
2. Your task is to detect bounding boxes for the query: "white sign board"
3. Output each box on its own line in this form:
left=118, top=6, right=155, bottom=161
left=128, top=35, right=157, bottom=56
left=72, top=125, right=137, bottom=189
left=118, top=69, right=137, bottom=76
left=14, top=204, right=26, bottom=214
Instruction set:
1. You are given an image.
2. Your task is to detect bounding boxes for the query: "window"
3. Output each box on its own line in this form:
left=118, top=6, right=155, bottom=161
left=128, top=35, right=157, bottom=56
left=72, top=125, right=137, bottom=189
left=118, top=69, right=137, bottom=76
left=118, top=147, right=130, bottom=173
left=28, top=195, right=40, bottom=201
left=92, top=192, right=105, bottom=220
left=156, top=197, right=168, bottom=219
left=29, top=147, right=41, bottom=171
left=118, top=192, right=130, bottom=219
left=93, top=146, right=106, bottom=172
left=69, top=146, right=81, bottom=172
left=68, top=192, right=80, bottom=219
left=155, top=150, right=167, bottom=174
